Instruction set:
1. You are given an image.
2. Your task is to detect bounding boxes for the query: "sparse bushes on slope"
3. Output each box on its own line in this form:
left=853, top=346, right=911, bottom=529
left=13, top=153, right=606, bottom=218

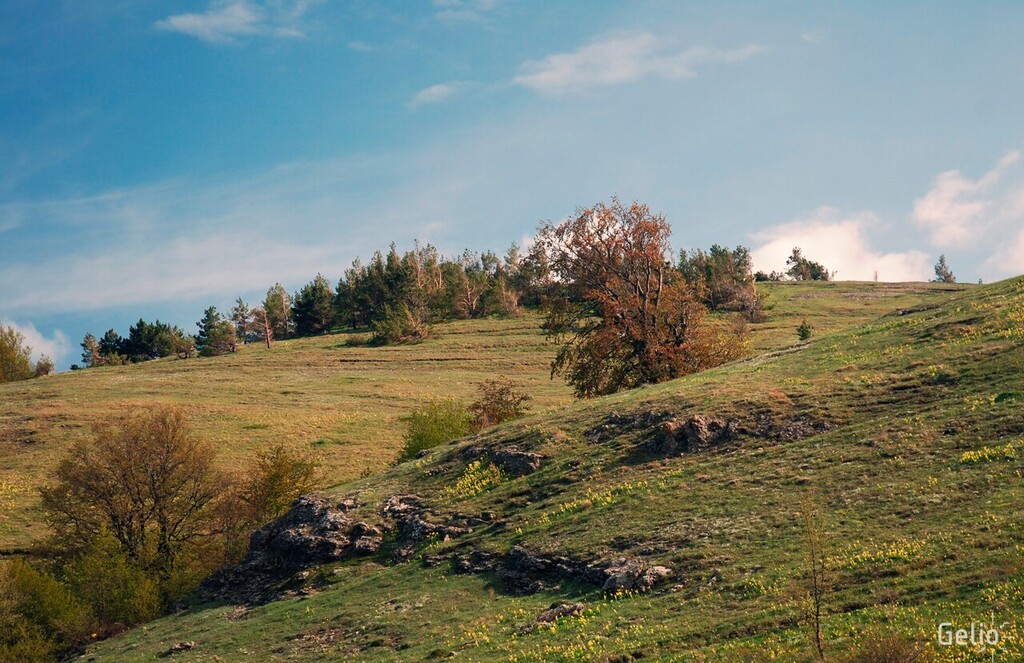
left=399, top=399, right=473, bottom=461
left=5, top=407, right=327, bottom=660
left=469, top=378, right=531, bottom=430
left=839, top=630, right=932, bottom=663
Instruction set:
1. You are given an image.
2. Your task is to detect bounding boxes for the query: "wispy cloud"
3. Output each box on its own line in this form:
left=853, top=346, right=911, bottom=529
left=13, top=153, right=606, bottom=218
left=0, top=234, right=332, bottom=314
left=912, top=149, right=1022, bottom=248
left=155, top=0, right=320, bottom=44
left=801, top=30, right=824, bottom=44
left=513, top=33, right=764, bottom=94
left=750, top=207, right=931, bottom=282
left=409, top=81, right=472, bottom=108
left=433, top=0, right=503, bottom=25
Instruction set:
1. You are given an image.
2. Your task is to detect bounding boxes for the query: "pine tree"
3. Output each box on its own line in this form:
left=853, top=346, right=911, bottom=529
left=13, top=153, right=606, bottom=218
left=933, top=255, right=956, bottom=283
left=292, top=274, right=335, bottom=336
left=195, top=307, right=236, bottom=357
left=81, top=333, right=102, bottom=367
left=230, top=298, right=253, bottom=343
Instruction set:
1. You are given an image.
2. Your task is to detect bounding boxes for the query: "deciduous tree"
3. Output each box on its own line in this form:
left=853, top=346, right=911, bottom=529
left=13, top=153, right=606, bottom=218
left=263, top=283, right=295, bottom=340
left=40, top=407, right=222, bottom=582
left=0, top=323, right=35, bottom=383
left=537, top=198, right=746, bottom=397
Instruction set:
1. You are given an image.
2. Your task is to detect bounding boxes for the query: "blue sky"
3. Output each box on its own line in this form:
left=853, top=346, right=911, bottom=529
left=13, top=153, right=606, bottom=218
left=2, top=1, right=1024, bottom=368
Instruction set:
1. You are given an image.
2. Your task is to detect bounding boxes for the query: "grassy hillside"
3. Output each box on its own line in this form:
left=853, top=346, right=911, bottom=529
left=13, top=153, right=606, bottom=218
left=0, top=282, right=956, bottom=551
left=65, top=277, right=1024, bottom=661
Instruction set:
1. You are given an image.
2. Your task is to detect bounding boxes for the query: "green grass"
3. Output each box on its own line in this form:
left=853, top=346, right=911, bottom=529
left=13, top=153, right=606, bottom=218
left=12, top=278, right=1020, bottom=661
left=0, top=283, right=953, bottom=550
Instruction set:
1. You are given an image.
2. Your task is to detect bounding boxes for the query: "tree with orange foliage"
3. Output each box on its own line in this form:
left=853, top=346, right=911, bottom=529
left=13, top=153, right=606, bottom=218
left=536, top=198, right=746, bottom=397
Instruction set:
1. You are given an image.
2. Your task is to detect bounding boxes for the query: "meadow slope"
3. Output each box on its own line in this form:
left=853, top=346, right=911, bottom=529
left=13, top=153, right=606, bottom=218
left=0, top=282, right=955, bottom=550
left=67, top=277, right=1024, bottom=661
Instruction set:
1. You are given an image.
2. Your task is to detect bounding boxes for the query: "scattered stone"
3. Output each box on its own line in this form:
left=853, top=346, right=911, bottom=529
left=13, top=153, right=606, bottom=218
left=652, top=415, right=736, bottom=455
left=462, top=446, right=544, bottom=476
left=159, top=641, right=196, bottom=657
left=492, top=448, right=544, bottom=476
left=535, top=602, right=586, bottom=623
left=381, top=494, right=471, bottom=545
left=602, top=559, right=671, bottom=592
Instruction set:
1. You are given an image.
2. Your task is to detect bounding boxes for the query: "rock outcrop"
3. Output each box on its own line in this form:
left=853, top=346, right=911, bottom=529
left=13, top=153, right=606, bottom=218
left=651, top=415, right=736, bottom=455
left=450, top=544, right=671, bottom=596
left=200, top=495, right=382, bottom=604
left=601, top=559, right=671, bottom=592
left=462, top=446, right=544, bottom=477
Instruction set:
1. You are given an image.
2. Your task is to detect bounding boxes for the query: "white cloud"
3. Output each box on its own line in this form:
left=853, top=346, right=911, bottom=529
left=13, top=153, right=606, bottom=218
left=513, top=33, right=763, bottom=94
left=801, top=30, right=824, bottom=44
left=1, top=320, right=70, bottom=364
left=750, top=207, right=932, bottom=282
left=155, top=0, right=319, bottom=44
left=983, top=228, right=1024, bottom=277
left=347, top=40, right=373, bottom=52
left=911, top=150, right=1022, bottom=247
left=409, top=81, right=471, bottom=108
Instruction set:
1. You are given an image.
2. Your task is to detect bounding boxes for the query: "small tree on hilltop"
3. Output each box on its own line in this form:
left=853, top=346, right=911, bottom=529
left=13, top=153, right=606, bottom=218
left=537, top=198, right=747, bottom=398
left=786, top=247, right=832, bottom=281
left=80, top=333, right=102, bottom=368
left=933, top=254, right=956, bottom=283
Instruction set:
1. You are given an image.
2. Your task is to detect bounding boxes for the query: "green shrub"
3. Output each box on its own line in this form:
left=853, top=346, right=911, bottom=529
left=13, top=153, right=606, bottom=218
left=244, top=444, right=322, bottom=522
left=797, top=319, right=813, bottom=341
left=399, top=399, right=472, bottom=461
left=66, top=531, right=160, bottom=626
left=0, top=559, right=93, bottom=657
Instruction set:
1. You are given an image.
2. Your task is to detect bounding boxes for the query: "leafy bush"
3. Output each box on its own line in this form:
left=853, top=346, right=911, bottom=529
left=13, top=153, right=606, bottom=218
left=469, top=378, right=531, bottom=430
left=797, top=319, right=813, bottom=341
left=65, top=531, right=160, bottom=627
left=244, top=444, right=321, bottom=522
left=399, top=399, right=472, bottom=461
left=0, top=559, right=93, bottom=658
